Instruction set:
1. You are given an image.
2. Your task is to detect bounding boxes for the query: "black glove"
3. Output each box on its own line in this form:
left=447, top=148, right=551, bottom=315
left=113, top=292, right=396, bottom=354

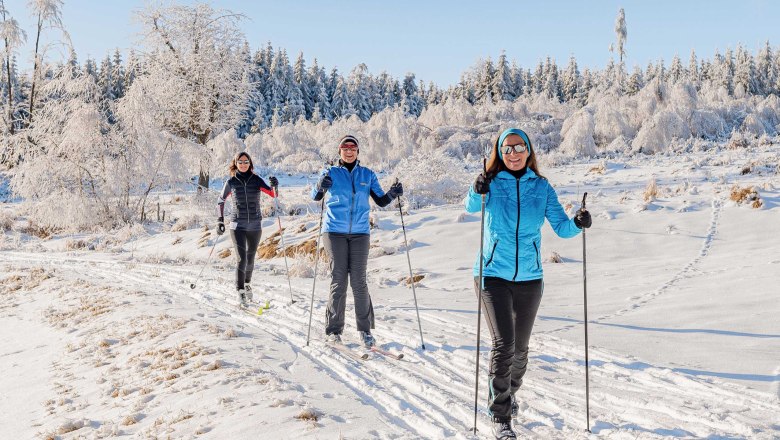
left=217, top=217, right=225, bottom=235
left=388, top=181, right=403, bottom=199
left=318, top=174, right=333, bottom=192
left=269, top=176, right=278, bottom=188
left=574, top=209, right=592, bottom=229
left=473, top=174, right=491, bottom=195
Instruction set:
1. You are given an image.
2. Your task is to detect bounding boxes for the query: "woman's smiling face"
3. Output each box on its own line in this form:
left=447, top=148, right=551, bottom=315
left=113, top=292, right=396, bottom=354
left=501, top=134, right=529, bottom=171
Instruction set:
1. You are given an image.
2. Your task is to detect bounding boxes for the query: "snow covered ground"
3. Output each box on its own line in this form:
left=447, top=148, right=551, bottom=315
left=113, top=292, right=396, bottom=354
left=1, top=146, right=779, bottom=439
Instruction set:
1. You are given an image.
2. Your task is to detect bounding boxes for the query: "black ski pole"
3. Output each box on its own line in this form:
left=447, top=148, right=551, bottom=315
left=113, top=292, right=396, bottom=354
left=582, top=192, right=591, bottom=432
left=472, top=158, right=487, bottom=435
left=396, top=181, right=426, bottom=350
left=305, top=197, right=326, bottom=346
left=272, top=186, right=296, bottom=304
left=190, top=230, right=223, bottom=289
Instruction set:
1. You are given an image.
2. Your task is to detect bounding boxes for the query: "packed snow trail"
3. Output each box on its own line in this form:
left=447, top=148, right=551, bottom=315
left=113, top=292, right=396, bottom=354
left=3, top=251, right=778, bottom=439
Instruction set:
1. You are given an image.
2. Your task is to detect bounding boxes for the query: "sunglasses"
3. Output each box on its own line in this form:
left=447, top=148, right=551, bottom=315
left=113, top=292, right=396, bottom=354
left=237, top=160, right=250, bottom=165
left=501, top=144, right=529, bottom=155
left=339, top=144, right=358, bottom=151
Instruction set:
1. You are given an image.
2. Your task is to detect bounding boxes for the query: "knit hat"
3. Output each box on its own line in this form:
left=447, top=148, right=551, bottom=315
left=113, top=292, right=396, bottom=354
left=339, top=135, right=359, bottom=148
left=497, top=128, right=532, bottom=160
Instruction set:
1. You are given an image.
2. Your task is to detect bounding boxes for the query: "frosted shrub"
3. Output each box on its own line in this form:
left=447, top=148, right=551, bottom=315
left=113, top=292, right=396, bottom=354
left=560, top=108, right=597, bottom=156
left=644, top=178, right=659, bottom=202
left=389, top=152, right=471, bottom=207
left=0, top=211, right=13, bottom=231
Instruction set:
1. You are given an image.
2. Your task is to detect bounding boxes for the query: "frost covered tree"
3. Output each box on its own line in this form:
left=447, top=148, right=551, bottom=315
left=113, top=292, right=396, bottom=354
left=491, top=51, right=513, bottom=101
left=134, top=3, right=251, bottom=189
left=12, top=62, right=187, bottom=228
left=561, top=55, right=580, bottom=103
left=348, top=63, right=373, bottom=121
left=669, top=55, right=684, bottom=84
left=611, top=8, right=627, bottom=63
left=330, top=74, right=354, bottom=119
left=688, top=49, right=699, bottom=86
left=1, top=0, right=26, bottom=138
left=733, top=45, right=758, bottom=97
left=25, top=0, right=69, bottom=127
left=401, top=73, right=423, bottom=116
left=293, top=51, right=313, bottom=119
left=755, top=42, right=774, bottom=95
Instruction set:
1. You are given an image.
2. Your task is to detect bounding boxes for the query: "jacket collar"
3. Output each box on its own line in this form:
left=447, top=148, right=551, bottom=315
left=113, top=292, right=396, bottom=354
left=496, top=168, right=536, bottom=181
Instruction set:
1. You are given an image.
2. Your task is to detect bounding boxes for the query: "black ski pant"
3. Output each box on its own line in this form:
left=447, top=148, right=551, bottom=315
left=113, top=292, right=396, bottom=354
left=323, top=233, right=374, bottom=335
left=229, top=228, right=262, bottom=290
left=475, top=276, right=544, bottom=422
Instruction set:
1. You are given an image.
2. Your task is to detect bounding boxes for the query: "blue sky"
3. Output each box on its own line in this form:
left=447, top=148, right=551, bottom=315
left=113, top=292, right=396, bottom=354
left=4, top=0, right=779, bottom=87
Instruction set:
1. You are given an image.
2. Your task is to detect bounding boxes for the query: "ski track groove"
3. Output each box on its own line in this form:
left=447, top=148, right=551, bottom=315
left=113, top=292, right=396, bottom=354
left=4, top=249, right=778, bottom=439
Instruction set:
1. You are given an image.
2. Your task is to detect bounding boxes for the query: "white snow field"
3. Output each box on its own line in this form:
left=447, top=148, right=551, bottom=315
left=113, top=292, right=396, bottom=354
left=1, top=147, right=779, bottom=439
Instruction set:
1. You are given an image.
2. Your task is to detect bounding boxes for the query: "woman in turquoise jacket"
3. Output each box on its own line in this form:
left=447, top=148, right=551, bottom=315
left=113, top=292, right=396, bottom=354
left=311, top=135, right=403, bottom=348
left=464, top=128, right=591, bottom=440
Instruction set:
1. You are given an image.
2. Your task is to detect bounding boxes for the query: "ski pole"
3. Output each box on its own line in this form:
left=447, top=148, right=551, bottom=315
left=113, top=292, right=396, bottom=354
left=190, top=230, right=223, bottom=289
left=473, top=158, right=487, bottom=435
left=272, top=186, right=296, bottom=305
left=582, top=192, right=591, bottom=432
left=305, top=197, right=326, bottom=346
left=395, top=180, right=426, bottom=350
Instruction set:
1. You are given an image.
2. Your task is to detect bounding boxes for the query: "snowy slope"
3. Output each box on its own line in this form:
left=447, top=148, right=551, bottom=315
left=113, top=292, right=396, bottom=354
left=1, top=147, right=779, bottom=439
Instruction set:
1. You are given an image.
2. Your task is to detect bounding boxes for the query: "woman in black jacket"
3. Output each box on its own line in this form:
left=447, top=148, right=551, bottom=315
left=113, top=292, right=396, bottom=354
left=216, top=152, right=278, bottom=305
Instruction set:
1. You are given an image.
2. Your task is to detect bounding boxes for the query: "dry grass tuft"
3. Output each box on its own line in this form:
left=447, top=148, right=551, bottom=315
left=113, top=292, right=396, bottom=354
left=121, top=415, right=137, bottom=426
left=295, top=408, right=319, bottom=422
left=218, top=248, right=232, bottom=258
left=643, top=178, right=659, bottom=202
left=547, top=251, right=563, bottom=263
left=64, top=239, right=90, bottom=251
left=730, top=185, right=763, bottom=208
left=171, top=236, right=183, bottom=245
left=405, top=274, right=425, bottom=285
left=21, top=219, right=59, bottom=239
left=587, top=160, right=606, bottom=175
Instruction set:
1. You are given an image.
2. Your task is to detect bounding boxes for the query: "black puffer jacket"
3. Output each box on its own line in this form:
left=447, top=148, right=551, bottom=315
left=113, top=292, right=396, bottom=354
left=217, top=171, right=275, bottom=231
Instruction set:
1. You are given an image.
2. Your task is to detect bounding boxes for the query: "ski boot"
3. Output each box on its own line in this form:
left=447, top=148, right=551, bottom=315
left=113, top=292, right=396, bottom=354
left=492, top=419, right=516, bottom=439
left=359, top=331, right=376, bottom=348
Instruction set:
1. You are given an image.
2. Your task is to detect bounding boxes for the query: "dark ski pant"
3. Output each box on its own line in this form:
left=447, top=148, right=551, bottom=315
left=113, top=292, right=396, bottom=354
left=474, top=276, right=544, bottom=422
left=323, top=233, right=374, bottom=335
left=230, top=228, right=262, bottom=290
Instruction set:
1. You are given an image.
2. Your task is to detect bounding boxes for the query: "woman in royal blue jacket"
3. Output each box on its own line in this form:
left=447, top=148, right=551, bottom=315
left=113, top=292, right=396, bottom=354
left=311, top=135, right=403, bottom=348
left=464, top=128, right=592, bottom=440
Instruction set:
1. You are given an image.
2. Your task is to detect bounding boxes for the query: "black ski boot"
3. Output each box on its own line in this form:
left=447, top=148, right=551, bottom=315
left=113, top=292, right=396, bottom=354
left=492, top=420, right=516, bottom=440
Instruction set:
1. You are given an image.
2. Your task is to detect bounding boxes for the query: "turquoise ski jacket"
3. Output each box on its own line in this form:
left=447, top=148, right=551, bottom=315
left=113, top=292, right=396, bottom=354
left=464, top=169, right=581, bottom=282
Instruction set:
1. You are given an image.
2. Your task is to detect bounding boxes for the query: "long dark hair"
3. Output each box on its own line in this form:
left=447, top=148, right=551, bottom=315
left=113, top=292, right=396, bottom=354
left=229, top=152, right=254, bottom=177
left=484, top=132, right=545, bottom=180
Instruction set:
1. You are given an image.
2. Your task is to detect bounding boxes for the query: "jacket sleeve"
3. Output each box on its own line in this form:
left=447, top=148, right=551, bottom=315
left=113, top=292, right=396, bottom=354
left=217, top=180, right=231, bottom=217
left=258, top=177, right=276, bottom=198
left=544, top=182, right=581, bottom=239
left=369, top=171, right=393, bottom=207
left=311, top=168, right=328, bottom=201
left=464, top=184, right=488, bottom=213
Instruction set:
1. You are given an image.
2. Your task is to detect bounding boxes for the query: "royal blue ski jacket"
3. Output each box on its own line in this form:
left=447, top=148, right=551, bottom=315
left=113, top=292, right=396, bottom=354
left=311, top=161, right=389, bottom=235
left=464, top=169, right=581, bottom=282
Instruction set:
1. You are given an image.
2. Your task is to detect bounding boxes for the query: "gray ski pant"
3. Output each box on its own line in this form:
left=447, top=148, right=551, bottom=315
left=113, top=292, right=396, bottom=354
left=323, top=233, right=374, bottom=335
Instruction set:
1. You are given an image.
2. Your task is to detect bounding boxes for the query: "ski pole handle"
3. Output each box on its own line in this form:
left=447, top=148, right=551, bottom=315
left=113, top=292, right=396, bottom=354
left=582, top=192, right=588, bottom=210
